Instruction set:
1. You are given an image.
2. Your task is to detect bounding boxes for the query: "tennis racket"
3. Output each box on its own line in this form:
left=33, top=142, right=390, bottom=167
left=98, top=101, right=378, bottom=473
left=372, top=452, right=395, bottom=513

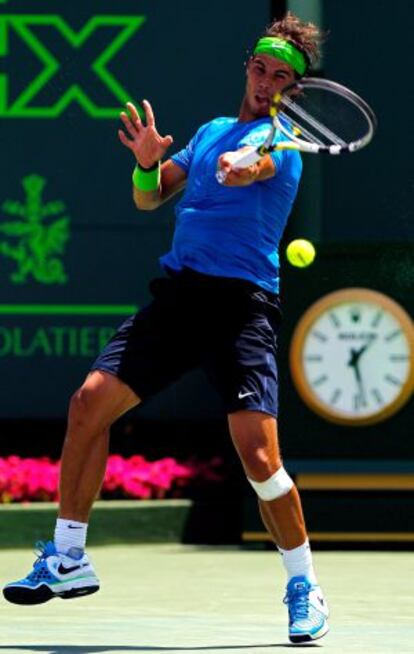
left=216, top=77, right=377, bottom=183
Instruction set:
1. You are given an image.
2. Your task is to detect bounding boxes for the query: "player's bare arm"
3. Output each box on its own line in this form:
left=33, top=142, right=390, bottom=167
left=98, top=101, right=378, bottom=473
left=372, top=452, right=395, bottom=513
left=218, top=148, right=276, bottom=187
left=118, top=100, right=186, bottom=210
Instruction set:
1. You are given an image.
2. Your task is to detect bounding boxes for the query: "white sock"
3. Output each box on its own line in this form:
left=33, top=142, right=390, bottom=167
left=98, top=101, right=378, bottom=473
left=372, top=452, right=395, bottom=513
left=54, top=518, right=88, bottom=555
left=278, top=539, right=317, bottom=584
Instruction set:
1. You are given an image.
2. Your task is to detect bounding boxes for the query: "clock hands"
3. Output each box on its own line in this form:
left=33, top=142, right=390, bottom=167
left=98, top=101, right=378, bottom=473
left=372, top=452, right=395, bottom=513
left=347, top=341, right=374, bottom=407
left=348, top=341, right=371, bottom=365
left=348, top=353, right=366, bottom=406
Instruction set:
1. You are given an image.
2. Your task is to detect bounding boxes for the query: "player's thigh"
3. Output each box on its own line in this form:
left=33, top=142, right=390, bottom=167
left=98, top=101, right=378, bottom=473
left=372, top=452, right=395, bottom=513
left=69, top=370, right=140, bottom=432
left=205, top=286, right=282, bottom=418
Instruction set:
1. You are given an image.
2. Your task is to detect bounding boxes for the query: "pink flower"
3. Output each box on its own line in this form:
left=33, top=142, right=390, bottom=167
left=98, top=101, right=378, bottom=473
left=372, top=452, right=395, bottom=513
left=0, top=454, right=224, bottom=503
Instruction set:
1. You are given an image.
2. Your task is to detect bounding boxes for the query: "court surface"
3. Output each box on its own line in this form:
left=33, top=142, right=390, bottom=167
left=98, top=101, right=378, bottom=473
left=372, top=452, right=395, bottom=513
left=0, top=544, right=413, bottom=654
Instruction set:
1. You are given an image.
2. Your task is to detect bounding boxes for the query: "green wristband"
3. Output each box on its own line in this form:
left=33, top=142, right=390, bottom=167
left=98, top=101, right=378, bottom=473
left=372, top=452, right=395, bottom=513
left=132, top=162, right=161, bottom=192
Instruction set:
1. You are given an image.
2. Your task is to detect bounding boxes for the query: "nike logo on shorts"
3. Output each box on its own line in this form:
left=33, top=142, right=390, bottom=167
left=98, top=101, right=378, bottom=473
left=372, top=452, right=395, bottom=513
left=238, top=391, right=256, bottom=399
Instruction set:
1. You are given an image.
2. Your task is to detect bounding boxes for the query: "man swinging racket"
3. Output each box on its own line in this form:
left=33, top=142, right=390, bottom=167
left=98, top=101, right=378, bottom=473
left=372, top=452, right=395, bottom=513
left=4, top=12, right=329, bottom=645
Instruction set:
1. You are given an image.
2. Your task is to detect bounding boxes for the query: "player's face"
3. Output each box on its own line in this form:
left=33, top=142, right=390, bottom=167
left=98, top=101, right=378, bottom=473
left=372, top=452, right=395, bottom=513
left=245, top=55, right=296, bottom=117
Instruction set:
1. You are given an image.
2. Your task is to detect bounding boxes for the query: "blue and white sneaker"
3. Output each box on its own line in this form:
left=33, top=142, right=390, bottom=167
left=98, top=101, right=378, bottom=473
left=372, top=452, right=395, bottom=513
left=283, top=575, right=329, bottom=643
left=3, top=541, right=100, bottom=605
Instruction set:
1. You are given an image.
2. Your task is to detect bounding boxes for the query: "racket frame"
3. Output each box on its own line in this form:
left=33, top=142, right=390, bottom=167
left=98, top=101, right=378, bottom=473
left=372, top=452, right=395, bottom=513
left=215, top=76, right=377, bottom=183
left=271, top=77, right=377, bottom=155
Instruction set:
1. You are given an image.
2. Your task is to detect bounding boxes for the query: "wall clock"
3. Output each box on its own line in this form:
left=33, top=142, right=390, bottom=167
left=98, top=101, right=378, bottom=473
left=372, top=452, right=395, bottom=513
left=289, top=288, right=414, bottom=425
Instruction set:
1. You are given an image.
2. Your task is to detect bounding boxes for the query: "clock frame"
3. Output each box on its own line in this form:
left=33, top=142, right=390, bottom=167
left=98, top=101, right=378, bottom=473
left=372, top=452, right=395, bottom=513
left=289, top=288, right=414, bottom=426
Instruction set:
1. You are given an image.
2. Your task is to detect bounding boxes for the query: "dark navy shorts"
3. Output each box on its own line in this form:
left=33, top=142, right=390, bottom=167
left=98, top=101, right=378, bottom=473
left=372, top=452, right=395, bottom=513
left=91, top=268, right=282, bottom=417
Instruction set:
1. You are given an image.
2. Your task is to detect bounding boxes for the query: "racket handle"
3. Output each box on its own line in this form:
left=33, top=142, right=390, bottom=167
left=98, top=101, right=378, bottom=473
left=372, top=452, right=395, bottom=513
left=216, top=147, right=261, bottom=184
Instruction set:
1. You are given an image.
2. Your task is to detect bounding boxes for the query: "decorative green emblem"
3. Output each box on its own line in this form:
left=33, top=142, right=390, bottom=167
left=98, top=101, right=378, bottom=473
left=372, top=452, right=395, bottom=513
left=0, top=174, right=70, bottom=284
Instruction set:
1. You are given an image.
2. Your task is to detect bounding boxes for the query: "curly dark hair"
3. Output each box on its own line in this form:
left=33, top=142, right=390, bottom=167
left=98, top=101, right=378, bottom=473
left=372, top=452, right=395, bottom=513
left=255, top=11, right=324, bottom=72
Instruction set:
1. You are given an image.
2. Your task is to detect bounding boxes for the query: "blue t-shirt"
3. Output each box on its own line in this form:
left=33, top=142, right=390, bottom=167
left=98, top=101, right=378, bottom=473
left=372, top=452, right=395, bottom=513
left=160, top=117, right=302, bottom=293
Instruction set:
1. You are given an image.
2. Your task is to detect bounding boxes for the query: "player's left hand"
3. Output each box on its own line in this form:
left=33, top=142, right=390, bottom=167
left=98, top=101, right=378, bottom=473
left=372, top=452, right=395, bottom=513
left=218, top=149, right=259, bottom=187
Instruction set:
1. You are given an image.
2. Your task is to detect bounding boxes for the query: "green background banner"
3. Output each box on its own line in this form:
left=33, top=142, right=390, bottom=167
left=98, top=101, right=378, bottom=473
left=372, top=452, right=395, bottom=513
left=0, top=1, right=412, bottom=466
left=0, top=0, right=270, bottom=418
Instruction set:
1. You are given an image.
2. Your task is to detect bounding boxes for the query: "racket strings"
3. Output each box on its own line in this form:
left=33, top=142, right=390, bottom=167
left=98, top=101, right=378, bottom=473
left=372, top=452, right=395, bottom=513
left=281, top=95, right=347, bottom=146
left=279, top=112, right=326, bottom=146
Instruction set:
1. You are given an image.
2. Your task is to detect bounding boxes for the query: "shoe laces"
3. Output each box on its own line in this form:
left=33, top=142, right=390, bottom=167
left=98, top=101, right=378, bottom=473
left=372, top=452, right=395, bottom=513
left=33, top=540, right=55, bottom=566
left=283, top=585, right=310, bottom=621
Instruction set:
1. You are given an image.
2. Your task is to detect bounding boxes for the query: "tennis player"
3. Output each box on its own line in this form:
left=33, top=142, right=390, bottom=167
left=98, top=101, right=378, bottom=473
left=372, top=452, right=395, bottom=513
left=4, top=12, right=329, bottom=645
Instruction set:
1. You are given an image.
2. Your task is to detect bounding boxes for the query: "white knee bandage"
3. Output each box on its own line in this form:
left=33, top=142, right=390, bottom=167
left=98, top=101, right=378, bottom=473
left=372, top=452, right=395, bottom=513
left=248, top=467, right=294, bottom=501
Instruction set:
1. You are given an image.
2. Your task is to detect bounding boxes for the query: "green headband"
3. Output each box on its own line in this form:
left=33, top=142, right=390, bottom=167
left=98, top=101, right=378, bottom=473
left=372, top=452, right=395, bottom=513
left=253, top=37, right=307, bottom=75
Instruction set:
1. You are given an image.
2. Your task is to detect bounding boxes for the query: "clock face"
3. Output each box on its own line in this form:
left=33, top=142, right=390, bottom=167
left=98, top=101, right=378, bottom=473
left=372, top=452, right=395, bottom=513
left=290, top=289, right=414, bottom=425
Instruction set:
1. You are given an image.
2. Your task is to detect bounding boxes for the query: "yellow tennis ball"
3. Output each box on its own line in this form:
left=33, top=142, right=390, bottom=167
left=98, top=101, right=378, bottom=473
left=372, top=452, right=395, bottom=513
left=286, top=239, right=316, bottom=268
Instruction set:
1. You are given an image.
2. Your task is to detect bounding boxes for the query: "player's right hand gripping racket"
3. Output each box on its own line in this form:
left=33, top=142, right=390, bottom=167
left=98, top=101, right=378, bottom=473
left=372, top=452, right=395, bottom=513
left=216, top=77, right=377, bottom=183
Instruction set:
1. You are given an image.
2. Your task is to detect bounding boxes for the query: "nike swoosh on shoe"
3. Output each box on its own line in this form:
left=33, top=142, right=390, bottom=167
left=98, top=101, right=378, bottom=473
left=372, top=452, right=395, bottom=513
left=57, top=563, right=87, bottom=575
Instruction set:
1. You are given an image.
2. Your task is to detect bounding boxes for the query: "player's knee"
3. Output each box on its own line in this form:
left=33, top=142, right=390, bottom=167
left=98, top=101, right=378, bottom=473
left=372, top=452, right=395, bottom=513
left=239, top=444, right=282, bottom=480
left=69, top=387, right=90, bottom=423
left=247, top=466, right=294, bottom=501
left=68, top=385, right=103, bottom=430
